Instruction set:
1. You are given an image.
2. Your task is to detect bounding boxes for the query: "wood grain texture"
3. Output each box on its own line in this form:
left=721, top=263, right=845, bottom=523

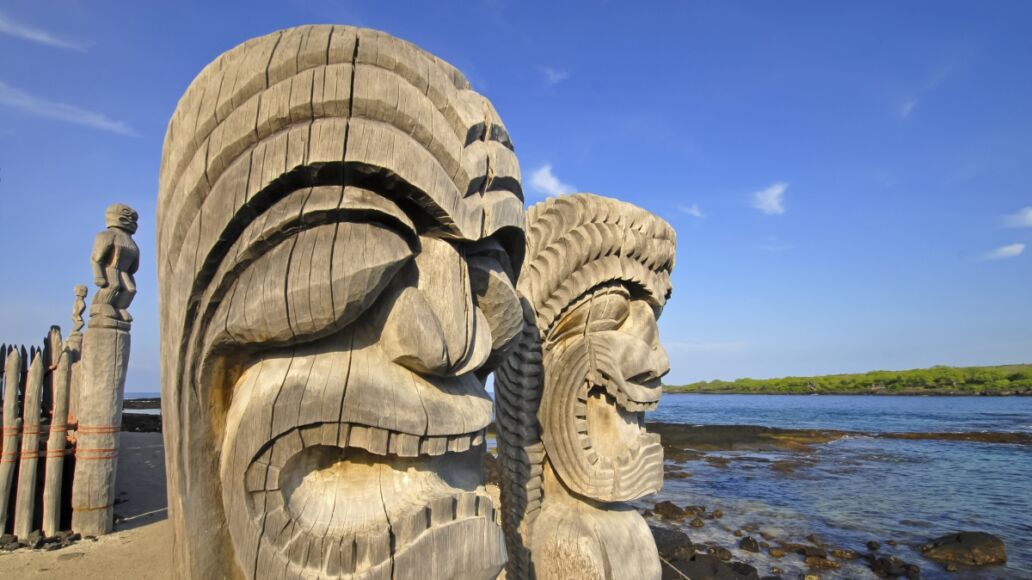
left=66, top=206, right=138, bottom=537
left=14, top=353, right=43, bottom=538
left=159, top=25, right=524, bottom=579
left=42, top=348, right=71, bottom=536
left=494, top=193, right=676, bottom=579
left=0, top=347, right=23, bottom=530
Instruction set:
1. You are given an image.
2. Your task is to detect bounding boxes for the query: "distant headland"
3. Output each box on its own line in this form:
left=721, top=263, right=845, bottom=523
left=664, top=364, right=1032, bottom=395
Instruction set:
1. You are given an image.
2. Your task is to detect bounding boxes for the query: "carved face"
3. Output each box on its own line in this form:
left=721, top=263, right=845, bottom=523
left=216, top=196, right=522, bottom=578
left=157, top=26, right=525, bottom=580
left=106, top=204, right=138, bottom=234
left=540, top=285, right=670, bottom=503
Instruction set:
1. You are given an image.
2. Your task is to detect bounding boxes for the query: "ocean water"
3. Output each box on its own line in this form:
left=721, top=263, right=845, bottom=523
left=648, top=395, right=1032, bottom=579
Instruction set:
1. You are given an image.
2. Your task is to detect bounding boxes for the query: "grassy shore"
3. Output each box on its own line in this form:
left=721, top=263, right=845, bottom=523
left=665, top=364, right=1032, bottom=395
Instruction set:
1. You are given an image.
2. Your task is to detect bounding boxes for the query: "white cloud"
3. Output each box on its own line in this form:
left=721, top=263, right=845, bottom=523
left=678, top=204, right=705, bottom=218
left=540, top=67, right=569, bottom=86
left=0, top=81, right=137, bottom=136
left=1003, top=207, right=1032, bottom=228
left=665, top=341, right=750, bottom=354
left=751, top=182, right=788, bottom=215
left=529, top=164, right=576, bottom=197
left=899, top=99, right=918, bottom=118
left=0, top=11, right=86, bottom=51
left=982, top=243, right=1025, bottom=261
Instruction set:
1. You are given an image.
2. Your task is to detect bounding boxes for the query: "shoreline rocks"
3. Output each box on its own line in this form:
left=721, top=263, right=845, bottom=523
left=920, top=531, right=1007, bottom=567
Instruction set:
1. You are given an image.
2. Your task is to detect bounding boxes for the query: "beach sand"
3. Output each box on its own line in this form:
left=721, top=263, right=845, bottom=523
left=0, top=432, right=171, bottom=580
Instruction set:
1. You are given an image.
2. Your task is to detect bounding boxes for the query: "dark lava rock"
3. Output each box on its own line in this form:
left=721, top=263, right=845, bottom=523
left=712, top=509, right=724, bottom=519
left=0, top=533, right=15, bottom=544
left=662, top=553, right=759, bottom=580
left=768, top=547, right=786, bottom=558
left=707, top=545, right=733, bottom=562
left=654, top=500, right=689, bottom=520
left=734, top=529, right=744, bottom=537
left=650, top=525, right=695, bottom=561
left=869, top=555, right=921, bottom=579
left=705, top=456, right=731, bottom=468
left=867, top=540, right=882, bottom=551
left=27, top=530, right=44, bottom=549
left=122, top=412, right=161, bottom=432
left=920, top=531, right=1007, bottom=567
left=831, top=548, right=860, bottom=560
left=739, top=536, right=760, bottom=553
left=690, top=517, right=706, bottom=528
left=805, top=556, right=841, bottom=570
left=783, top=543, right=827, bottom=558
left=806, top=533, right=823, bottom=546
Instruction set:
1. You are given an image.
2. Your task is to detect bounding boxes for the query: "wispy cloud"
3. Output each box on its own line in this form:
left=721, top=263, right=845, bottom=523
left=1002, top=207, right=1032, bottom=228
left=898, top=99, right=918, bottom=118
left=757, top=235, right=794, bottom=252
left=540, top=66, right=569, bottom=86
left=0, top=81, right=137, bottom=136
left=982, top=243, right=1025, bottom=261
left=751, top=182, right=788, bottom=215
left=529, top=163, right=576, bottom=197
left=0, top=11, right=86, bottom=51
left=678, top=204, right=705, bottom=218
left=898, top=62, right=955, bottom=119
left=665, top=341, right=750, bottom=354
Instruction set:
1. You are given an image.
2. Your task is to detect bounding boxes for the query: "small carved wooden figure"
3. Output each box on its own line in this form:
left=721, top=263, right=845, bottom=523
left=90, top=204, right=139, bottom=323
left=71, top=284, right=87, bottom=333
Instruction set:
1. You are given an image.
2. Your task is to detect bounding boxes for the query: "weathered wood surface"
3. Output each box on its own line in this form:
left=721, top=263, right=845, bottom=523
left=494, top=193, right=676, bottom=579
left=70, top=324, right=131, bottom=535
left=67, top=285, right=88, bottom=424
left=159, top=25, right=523, bottom=579
left=43, top=348, right=72, bottom=535
left=14, top=353, right=43, bottom=538
left=0, top=347, right=23, bottom=529
left=71, top=205, right=138, bottom=536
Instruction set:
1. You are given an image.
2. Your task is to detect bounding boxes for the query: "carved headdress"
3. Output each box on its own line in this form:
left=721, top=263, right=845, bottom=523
left=158, top=26, right=524, bottom=579
left=495, top=193, right=676, bottom=578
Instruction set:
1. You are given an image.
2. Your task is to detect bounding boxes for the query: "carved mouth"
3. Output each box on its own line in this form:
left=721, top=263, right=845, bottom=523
left=579, top=383, right=661, bottom=465
left=243, top=424, right=500, bottom=577
left=222, top=341, right=506, bottom=579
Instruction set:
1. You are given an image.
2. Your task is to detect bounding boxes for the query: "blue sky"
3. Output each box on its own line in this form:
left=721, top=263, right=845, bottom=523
left=1, top=1, right=1030, bottom=392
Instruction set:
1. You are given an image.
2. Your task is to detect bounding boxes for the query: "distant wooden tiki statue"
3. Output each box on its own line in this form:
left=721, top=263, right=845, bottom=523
left=157, top=26, right=525, bottom=579
left=495, top=194, right=675, bottom=579
left=71, top=203, right=138, bottom=535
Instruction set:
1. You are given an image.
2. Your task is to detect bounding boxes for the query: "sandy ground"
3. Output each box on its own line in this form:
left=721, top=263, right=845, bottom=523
left=0, top=432, right=172, bottom=580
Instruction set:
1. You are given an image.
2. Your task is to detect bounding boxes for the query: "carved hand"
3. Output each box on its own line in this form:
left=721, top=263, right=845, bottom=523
left=95, top=276, right=109, bottom=288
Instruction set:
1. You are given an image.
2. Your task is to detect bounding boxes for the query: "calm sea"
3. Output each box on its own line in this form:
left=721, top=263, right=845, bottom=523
left=648, top=395, right=1032, bottom=579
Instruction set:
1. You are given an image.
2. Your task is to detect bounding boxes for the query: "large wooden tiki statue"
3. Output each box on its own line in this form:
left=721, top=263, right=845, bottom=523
left=157, top=26, right=524, bottom=579
left=495, top=194, right=675, bottom=579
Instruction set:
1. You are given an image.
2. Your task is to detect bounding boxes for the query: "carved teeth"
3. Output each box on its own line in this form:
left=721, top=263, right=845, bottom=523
left=429, top=495, right=456, bottom=527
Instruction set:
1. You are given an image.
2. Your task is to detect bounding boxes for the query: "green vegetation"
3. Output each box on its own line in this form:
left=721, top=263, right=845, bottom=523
left=664, top=364, right=1032, bottom=395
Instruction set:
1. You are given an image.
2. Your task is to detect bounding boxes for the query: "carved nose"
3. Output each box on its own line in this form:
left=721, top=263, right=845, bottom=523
left=380, top=237, right=492, bottom=376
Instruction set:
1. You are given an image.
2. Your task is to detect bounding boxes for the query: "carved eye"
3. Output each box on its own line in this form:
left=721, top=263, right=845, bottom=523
left=548, top=286, right=631, bottom=343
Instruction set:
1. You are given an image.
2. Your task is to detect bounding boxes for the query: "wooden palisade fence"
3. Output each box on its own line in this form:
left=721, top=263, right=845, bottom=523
left=0, top=202, right=137, bottom=542
left=0, top=319, right=79, bottom=539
